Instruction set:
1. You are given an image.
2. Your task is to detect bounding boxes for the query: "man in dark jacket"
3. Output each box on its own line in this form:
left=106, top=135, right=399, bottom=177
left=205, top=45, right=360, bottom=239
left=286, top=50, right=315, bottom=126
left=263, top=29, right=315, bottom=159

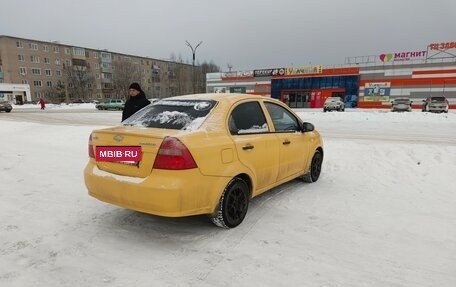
left=122, top=83, right=151, bottom=121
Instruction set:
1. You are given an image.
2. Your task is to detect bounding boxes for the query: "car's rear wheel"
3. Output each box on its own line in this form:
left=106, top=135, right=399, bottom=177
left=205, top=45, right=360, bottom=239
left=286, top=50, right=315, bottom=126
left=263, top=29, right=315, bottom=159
left=303, top=150, right=323, bottom=183
left=211, top=178, right=249, bottom=228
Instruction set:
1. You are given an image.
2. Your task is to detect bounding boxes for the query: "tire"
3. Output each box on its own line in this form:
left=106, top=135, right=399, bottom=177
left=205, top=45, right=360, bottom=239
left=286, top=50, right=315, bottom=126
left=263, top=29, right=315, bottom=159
left=6, top=109, right=12, bottom=113
left=211, top=178, right=250, bottom=228
left=303, top=150, right=323, bottom=183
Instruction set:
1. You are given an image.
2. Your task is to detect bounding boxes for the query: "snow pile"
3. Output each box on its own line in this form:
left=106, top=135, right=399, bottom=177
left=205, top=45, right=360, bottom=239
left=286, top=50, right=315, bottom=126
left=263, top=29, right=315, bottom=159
left=0, top=109, right=455, bottom=286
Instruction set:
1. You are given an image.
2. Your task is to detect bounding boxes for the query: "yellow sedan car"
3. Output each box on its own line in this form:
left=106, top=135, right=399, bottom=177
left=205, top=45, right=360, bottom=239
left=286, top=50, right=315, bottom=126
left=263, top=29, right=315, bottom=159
left=84, top=93, right=324, bottom=228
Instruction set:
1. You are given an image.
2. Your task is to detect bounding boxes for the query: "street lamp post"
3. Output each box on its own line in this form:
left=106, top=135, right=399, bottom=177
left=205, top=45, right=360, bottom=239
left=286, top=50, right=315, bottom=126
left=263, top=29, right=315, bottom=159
left=185, top=40, right=202, bottom=94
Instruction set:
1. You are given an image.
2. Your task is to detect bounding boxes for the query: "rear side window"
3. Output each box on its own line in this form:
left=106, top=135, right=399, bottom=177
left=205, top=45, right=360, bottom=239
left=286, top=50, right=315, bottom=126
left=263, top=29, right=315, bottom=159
left=229, top=101, right=268, bottom=135
left=123, top=100, right=216, bottom=130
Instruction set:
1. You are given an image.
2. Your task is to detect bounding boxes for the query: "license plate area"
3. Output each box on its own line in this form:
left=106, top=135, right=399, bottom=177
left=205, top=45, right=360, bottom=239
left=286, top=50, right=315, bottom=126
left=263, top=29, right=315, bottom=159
left=96, top=146, right=142, bottom=162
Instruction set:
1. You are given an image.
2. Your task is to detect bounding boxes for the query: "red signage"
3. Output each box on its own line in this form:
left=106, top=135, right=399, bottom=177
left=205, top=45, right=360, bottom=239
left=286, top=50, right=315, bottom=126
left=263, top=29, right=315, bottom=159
left=429, top=41, right=456, bottom=50
left=96, top=146, right=142, bottom=162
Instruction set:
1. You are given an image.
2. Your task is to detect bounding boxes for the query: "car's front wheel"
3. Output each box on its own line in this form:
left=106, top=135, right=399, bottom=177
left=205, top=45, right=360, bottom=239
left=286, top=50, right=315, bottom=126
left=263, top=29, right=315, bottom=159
left=303, top=150, right=323, bottom=183
left=211, top=178, right=250, bottom=228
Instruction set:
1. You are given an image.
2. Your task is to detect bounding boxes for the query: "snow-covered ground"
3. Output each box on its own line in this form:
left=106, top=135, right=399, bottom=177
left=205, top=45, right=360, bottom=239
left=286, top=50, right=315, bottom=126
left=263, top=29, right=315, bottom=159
left=1, top=108, right=455, bottom=287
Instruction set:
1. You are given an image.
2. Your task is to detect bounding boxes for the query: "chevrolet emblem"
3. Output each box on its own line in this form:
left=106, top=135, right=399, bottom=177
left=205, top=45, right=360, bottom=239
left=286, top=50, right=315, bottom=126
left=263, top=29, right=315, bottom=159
left=113, top=135, right=124, bottom=142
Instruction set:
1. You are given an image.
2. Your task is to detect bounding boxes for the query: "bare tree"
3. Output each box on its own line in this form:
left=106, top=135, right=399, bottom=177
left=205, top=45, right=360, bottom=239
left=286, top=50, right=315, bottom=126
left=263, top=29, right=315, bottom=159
left=175, top=63, right=192, bottom=95
left=112, top=59, right=142, bottom=99
left=197, top=61, right=220, bottom=93
left=45, top=80, right=66, bottom=103
left=63, top=62, right=95, bottom=102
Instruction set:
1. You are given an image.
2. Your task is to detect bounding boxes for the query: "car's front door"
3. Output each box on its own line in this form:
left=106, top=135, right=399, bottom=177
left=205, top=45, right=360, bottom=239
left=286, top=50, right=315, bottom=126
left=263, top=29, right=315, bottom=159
left=229, top=101, right=279, bottom=193
left=264, top=102, right=311, bottom=181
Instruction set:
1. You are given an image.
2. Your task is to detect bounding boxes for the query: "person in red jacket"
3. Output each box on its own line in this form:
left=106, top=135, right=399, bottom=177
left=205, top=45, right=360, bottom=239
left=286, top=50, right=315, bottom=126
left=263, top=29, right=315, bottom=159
left=38, top=98, right=46, bottom=110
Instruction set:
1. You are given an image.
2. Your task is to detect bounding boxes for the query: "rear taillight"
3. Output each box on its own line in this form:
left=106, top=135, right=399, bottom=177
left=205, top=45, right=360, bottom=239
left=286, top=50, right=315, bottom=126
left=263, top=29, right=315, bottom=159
left=153, top=137, right=197, bottom=170
left=88, top=133, right=95, bottom=158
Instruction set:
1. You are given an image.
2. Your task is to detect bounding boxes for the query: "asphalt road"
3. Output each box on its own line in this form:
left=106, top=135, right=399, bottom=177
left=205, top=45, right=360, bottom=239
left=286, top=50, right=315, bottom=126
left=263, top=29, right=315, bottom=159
left=0, top=108, right=120, bottom=126
left=2, top=108, right=456, bottom=145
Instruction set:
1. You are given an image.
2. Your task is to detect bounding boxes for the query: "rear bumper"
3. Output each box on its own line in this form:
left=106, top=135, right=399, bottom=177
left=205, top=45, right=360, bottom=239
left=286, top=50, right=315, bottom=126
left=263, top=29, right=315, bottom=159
left=323, top=105, right=343, bottom=110
left=392, top=106, right=411, bottom=112
left=427, top=105, right=449, bottom=112
left=84, top=161, right=229, bottom=217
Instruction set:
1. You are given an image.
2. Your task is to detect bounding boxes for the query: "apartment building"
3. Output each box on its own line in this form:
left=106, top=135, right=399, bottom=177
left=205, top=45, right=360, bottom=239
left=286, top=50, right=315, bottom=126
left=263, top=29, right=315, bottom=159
left=0, top=35, right=196, bottom=103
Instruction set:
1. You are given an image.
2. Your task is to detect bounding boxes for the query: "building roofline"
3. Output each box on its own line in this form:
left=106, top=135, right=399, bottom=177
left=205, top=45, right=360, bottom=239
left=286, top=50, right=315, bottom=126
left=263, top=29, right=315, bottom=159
left=0, top=34, right=193, bottom=67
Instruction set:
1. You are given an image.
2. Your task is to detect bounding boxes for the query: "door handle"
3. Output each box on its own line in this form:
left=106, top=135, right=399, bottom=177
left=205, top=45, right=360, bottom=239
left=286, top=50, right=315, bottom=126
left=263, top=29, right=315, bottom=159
left=242, top=144, right=254, bottom=150
left=282, top=140, right=291, bottom=145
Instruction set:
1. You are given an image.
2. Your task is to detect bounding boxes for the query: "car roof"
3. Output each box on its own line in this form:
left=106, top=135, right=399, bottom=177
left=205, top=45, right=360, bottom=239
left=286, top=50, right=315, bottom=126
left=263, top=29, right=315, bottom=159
left=161, top=93, right=265, bottom=105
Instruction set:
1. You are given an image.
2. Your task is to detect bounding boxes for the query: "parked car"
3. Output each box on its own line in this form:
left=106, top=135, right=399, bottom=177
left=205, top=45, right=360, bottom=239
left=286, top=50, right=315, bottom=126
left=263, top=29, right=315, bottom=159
left=422, top=96, right=449, bottom=113
left=391, top=97, right=412, bottom=112
left=0, top=101, right=12, bottom=113
left=72, top=99, right=87, bottom=103
left=84, top=93, right=324, bottom=228
left=323, top=97, right=345, bottom=112
left=95, top=99, right=125, bottom=110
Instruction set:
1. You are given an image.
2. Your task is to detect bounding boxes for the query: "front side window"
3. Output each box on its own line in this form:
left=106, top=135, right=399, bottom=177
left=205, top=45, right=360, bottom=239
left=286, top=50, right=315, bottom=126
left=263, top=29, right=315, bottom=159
left=229, top=101, right=268, bottom=135
left=123, top=100, right=216, bottom=130
left=264, top=102, right=300, bottom=132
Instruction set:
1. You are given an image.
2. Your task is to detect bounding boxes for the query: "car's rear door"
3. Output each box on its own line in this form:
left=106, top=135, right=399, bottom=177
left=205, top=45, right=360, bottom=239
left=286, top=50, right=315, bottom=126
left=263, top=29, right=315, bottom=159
left=228, top=101, right=279, bottom=193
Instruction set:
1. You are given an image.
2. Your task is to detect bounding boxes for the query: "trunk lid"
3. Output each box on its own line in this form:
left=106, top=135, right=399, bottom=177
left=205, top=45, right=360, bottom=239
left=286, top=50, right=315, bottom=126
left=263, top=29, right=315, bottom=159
left=90, top=126, right=180, bottom=178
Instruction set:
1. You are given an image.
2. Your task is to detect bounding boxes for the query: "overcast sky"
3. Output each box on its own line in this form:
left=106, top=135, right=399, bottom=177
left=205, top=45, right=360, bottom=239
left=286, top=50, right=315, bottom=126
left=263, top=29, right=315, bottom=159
left=1, top=0, right=455, bottom=71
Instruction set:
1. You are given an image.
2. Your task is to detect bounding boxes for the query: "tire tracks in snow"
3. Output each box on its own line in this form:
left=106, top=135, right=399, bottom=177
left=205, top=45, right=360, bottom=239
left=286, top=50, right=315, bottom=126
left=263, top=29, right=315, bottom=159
left=186, top=180, right=304, bottom=284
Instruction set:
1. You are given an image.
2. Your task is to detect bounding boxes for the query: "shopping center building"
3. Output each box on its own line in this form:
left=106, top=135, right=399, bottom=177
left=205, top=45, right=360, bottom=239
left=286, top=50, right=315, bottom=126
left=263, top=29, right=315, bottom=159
left=206, top=41, right=456, bottom=109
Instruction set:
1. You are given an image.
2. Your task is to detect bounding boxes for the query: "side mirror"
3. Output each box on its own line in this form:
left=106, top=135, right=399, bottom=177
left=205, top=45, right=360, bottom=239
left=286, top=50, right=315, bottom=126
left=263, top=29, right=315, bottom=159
left=302, top=122, right=315, bottom=132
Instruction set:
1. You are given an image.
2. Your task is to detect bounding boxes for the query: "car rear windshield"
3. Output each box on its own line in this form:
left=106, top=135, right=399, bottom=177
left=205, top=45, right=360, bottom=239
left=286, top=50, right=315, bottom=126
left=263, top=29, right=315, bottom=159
left=394, top=99, right=410, bottom=103
left=123, top=100, right=217, bottom=130
left=431, top=97, right=446, bottom=102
